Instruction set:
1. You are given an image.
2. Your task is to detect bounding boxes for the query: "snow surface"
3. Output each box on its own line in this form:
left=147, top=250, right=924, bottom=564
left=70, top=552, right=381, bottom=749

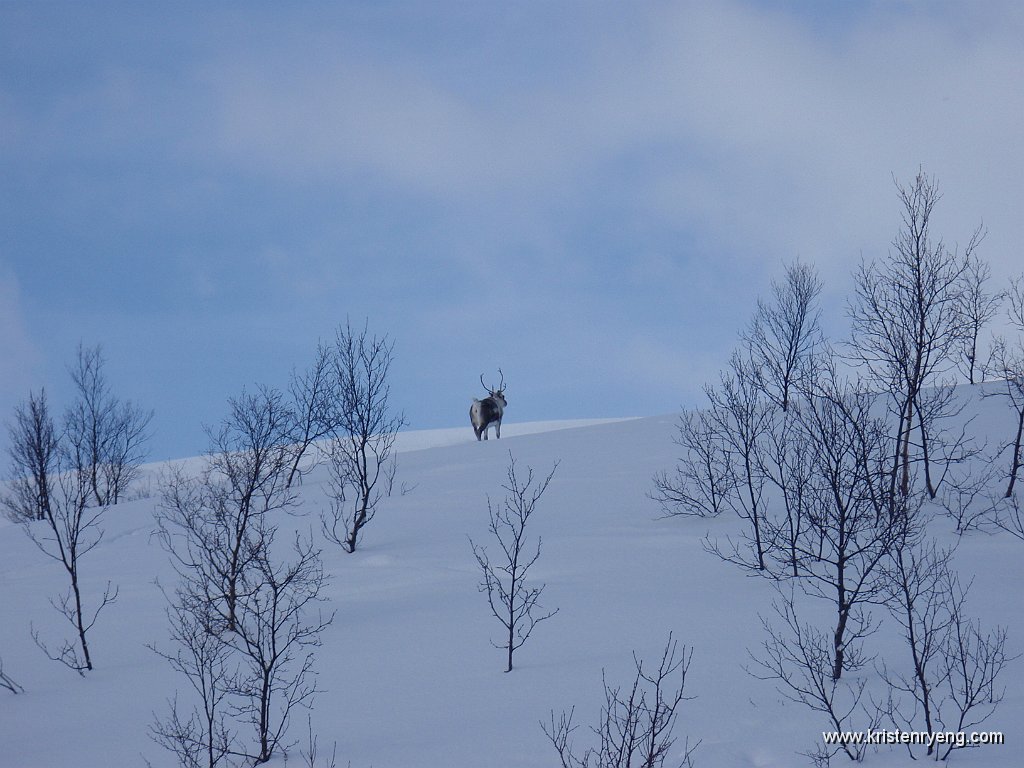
left=0, top=401, right=1021, bottom=767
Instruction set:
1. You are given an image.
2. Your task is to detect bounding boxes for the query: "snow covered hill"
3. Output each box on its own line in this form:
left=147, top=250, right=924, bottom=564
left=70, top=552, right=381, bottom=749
left=1, top=403, right=1021, bottom=768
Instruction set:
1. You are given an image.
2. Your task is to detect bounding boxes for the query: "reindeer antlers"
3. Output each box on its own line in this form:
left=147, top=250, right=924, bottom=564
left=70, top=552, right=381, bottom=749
left=480, top=369, right=506, bottom=393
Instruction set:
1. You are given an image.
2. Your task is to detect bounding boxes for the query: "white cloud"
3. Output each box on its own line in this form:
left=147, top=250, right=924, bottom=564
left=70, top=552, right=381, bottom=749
left=195, top=2, right=1023, bottom=285
left=1, top=1, right=1021, bottom=456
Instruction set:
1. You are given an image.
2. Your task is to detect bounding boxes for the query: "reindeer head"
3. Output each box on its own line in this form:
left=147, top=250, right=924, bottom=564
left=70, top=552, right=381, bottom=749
left=480, top=369, right=506, bottom=406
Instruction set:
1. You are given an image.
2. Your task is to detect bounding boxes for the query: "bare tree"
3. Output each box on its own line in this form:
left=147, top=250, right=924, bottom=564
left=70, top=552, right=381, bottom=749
left=750, top=584, right=883, bottom=765
left=321, top=320, right=406, bottom=553
left=650, top=407, right=735, bottom=519
left=742, top=259, right=823, bottom=412
left=153, top=387, right=324, bottom=766
left=954, top=250, right=999, bottom=384
left=150, top=591, right=238, bottom=768
left=935, top=578, right=1010, bottom=760
left=154, top=535, right=331, bottom=767
left=229, top=536, right=333, bottom=765
left=875, top=511, right=1011, bottom=761
left=701, top=352, right=773, bottom=572
left=544, top=635, right=698, bottom=768
left=23, top=451, right=118, bottom=674
left=3, top=388, right=58, bottom=522
left=157, top=386, right=296, bottom=632
left=791, top=375, right=898, bottom=680
left=470, top=456, right=559, bottom=672
left=848, top=170, right=978, bottom=498
left=64, top=343, right=153, bottom=506
left=698, top=259, right=820, bottom=577
left=287, top=341, right=339, bottom=489
left=878, top=523, right=956, bottom=757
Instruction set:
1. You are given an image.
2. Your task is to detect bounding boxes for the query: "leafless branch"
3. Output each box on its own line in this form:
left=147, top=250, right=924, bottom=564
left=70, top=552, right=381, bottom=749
left=741, top=259, right=823, bottom=412
left=650, top=408, right=735, bottom=519
left=0, top=655, right=25, bottom=694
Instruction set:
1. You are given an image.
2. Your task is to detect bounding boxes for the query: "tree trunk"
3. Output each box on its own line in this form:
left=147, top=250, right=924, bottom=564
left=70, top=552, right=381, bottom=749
left=915, top=399, right=938, bottom=498
left=833, top=565, right=848, bottom=680
left=744, top=454, right=766, bottom=570
left=1007, top=410, right=1024, bottom=498
left=899, top=394, right=914, bottom=498
left=70, top=572, right=93, bottom=671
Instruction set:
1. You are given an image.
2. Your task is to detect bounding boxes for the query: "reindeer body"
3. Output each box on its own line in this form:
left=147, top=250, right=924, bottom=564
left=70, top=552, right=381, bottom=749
left=471, top=371, right=506, bottom=441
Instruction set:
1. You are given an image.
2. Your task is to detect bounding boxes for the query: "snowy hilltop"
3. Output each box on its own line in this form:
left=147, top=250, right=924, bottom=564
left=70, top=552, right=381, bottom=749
left=0, top=400, right=1021, bottom=767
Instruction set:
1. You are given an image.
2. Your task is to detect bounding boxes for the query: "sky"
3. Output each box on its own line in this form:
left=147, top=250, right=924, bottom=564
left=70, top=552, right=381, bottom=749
left=1, top=0, right=1023, bottom=462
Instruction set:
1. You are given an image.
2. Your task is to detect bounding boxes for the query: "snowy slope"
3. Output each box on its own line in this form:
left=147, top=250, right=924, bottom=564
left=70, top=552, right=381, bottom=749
left=0, top=402, right=1021, bottom=768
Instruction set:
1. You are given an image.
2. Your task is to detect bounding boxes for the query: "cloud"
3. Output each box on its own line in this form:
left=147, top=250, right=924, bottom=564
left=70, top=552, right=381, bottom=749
left=1, top=1, right=1021, bottom=458
left=194, top=2, right=1023, bottom=285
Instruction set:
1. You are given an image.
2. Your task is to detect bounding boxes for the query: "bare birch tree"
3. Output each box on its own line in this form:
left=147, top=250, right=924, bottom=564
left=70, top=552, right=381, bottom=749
left=878, top=522, right=957, bottom=757
left=701, top=351, right=773, bottom=572
left=750, top=584, right=883, bottom=766
left=3, top=388, right=58, bottom=522
left=544, top=635, right=698, bottom=768
left=64, top=343, right=152, bottom=506
left=650, top=407, right=735, bottom=519
left=151, top=538, right=331, bottom=767
left=321, top=320, right=405, bottom=553
left=935, top=586, right=1010, bottom=761
left=837, top=471, right=1010, bottom=763
left=471, top=456, right=559, bottom=672
left=848, top=171, right=978, bottom=498
left=150, top=591, right=238, bottom=768
left=24, top=449, right=118, bottom=674
left=796, top=378, right=898, bottom=680
left=230, top=536, right=333, bottom=764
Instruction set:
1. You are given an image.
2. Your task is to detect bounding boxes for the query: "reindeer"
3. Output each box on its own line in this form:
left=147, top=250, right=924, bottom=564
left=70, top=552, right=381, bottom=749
left=470, top=370, right=507, bottom=441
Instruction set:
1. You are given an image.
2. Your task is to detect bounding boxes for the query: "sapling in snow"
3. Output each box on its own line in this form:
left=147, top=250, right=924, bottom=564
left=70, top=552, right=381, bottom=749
left=471, top=455, right=559, bottom=672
